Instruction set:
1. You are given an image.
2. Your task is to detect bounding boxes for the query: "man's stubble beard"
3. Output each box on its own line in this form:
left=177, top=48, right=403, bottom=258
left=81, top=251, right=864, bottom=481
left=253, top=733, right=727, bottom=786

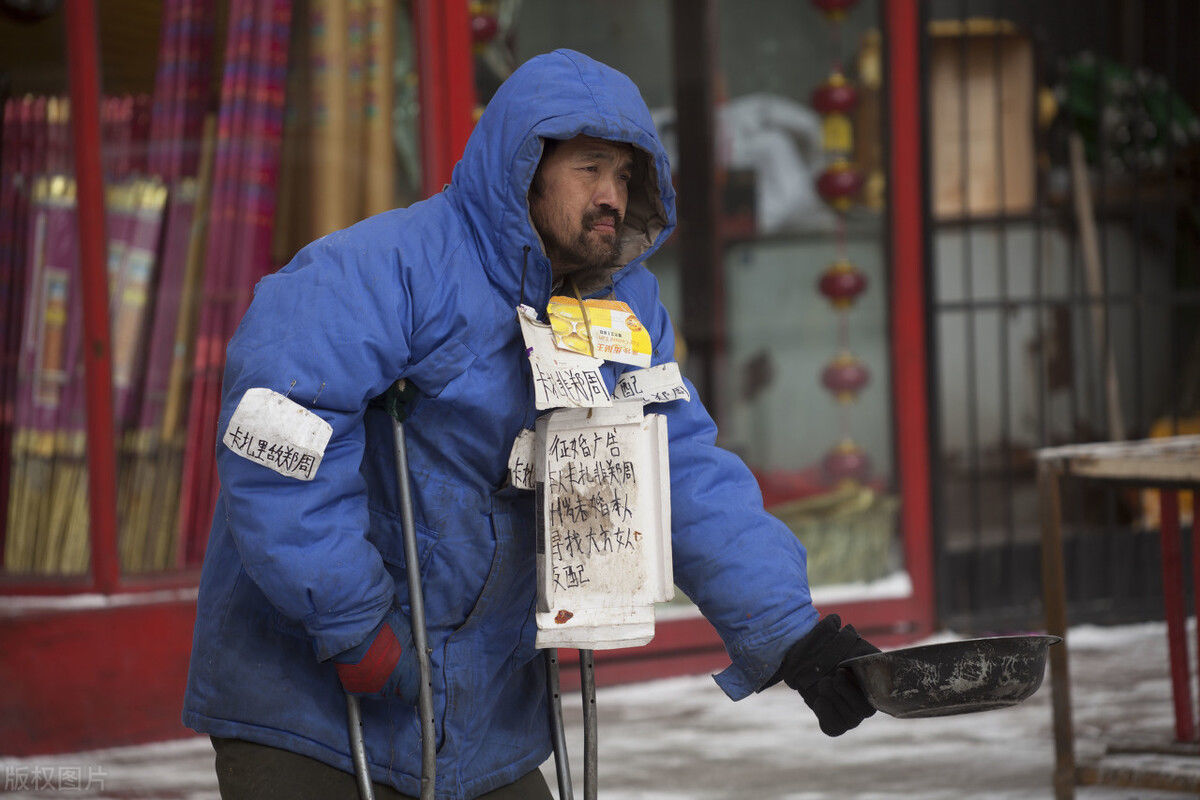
left=534, top=205, right=623, bottom=277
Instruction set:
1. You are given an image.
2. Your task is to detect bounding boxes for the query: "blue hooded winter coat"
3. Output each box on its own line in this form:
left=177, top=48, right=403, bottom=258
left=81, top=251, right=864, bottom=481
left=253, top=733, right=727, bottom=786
left=183, top=49, right=818, bottom=799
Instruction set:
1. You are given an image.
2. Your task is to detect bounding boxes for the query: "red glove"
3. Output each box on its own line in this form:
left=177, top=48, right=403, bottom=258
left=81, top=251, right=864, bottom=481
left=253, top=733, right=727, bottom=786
left=332, top=608, right=420, bottom=703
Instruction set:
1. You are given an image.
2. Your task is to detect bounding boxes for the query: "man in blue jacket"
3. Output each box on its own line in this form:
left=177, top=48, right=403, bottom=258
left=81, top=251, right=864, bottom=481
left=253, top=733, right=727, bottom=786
left=184, top=49, right=877, bottom=800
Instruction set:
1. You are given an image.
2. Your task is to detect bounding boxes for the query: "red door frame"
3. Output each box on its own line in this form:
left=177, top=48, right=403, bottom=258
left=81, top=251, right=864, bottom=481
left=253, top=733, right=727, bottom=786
left=878, top=0, right=936, bottom=634
left=414, top=0, right=476, bottom=197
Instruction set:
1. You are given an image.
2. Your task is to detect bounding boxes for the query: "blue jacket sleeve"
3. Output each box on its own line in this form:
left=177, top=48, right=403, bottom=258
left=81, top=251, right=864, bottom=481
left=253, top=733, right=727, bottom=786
left=215, top=231, right=416, bottom=662
left=637, top=288, right=819, bottom=700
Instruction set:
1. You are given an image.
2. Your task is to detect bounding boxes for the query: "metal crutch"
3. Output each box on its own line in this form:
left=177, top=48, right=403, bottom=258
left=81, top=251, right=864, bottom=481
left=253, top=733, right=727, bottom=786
left=545, top=649, right=573, bottom=800
left=346, top=694, right=375, bottom=800
left=579, top=649, right=597, bottom=800
left=544, top=647, right=598, bottom=800
left=347, top=382, right=436, bottom=800
left=392, top=398, right=437, bottom=800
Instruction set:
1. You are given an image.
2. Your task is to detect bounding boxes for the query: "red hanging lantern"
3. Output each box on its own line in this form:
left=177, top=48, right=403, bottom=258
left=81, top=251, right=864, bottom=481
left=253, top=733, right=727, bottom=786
left=818, top=259, right=867, bottom=309
left=823, top=438, right=871, bottom=483
left=821, top=351, right=870, bottom=403
left=816, top=158, right=864, bottom=212
left=812, top=71, right=858, bottom=154
left=810, top=0, right=858, bottom=21
left=812, top=71, right=858, bottom=115
left=469, top=2, right=499, bottom=47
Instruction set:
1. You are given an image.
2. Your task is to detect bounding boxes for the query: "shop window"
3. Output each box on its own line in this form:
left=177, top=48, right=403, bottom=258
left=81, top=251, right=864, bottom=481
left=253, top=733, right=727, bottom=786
left=467, top=1, right=903, bottom=594
left=0, top=1, right=425, bottom=582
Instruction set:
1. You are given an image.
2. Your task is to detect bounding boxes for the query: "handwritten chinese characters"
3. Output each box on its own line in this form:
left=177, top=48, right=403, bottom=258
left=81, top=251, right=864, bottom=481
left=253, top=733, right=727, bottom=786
left=225, top=425, right=321, bottom=480
left=518, top=305, right=613, bottom=411
left=533, top=406, right=674, bottom=649
left=614, top=362, right=692, bottom=405
left=542, top=426, right=643, bottom=599
left=222, top=387, right=333, bottom=481
left=531, top=362, right=610, bottom=408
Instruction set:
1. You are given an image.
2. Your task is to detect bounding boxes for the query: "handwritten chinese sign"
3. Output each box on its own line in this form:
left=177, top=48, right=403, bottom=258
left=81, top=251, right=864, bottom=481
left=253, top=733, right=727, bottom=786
left=614, top=362, right=692, bottom=405
left=517, top=305, right=612, bottom=410
left=534, top=404, right=673, bottom=639
left=223, top=387, right=332, bottom=481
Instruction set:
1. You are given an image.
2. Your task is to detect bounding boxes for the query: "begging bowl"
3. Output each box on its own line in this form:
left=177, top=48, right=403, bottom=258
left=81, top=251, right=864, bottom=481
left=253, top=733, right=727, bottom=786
left=842, top=634, right=1061, bottom=718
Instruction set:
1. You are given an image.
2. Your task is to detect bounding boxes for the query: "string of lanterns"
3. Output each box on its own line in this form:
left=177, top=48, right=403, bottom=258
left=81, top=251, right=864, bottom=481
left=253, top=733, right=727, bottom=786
left=810, top=0, right=871, bottom=485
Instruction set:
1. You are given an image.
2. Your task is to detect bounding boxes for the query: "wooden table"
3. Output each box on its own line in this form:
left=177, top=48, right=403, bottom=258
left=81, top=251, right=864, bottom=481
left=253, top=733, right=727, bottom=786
left=1037, top=435, right=1200, bottom=798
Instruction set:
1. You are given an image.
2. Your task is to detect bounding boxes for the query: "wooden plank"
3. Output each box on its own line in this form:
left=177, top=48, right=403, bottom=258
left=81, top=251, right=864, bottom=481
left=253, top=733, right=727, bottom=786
left=1036, top=436, right=1200, bottom=483
left=1077, top=753, right=1200, bottom=794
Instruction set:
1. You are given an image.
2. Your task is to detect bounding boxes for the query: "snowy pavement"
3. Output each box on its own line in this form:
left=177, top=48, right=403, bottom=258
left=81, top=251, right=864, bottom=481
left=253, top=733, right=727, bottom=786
left=3, top=621, right=1198, bottom=799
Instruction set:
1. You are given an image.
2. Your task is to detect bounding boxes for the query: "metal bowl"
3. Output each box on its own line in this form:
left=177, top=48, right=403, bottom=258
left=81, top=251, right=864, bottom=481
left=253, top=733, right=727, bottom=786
left=842, top=634, right=1061, bottom=718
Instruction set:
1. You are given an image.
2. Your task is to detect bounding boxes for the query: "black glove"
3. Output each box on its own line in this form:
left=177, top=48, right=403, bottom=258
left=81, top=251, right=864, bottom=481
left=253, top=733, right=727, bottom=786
left=774, top=615, right=880, bottom=736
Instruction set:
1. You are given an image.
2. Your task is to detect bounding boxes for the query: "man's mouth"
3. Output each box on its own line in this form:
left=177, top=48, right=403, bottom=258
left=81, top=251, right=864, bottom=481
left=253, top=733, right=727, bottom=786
left=587, top=214, right=620, bottom=234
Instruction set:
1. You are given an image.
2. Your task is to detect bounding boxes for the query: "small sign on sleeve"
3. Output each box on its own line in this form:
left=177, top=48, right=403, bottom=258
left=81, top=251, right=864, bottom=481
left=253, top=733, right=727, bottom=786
left=223, top=387, right=333, bottom=481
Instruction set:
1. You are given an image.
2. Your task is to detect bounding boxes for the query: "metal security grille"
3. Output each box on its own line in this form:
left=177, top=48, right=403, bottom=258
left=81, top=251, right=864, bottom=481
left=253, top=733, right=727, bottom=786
left=924, top=0, right=1200, bottom=632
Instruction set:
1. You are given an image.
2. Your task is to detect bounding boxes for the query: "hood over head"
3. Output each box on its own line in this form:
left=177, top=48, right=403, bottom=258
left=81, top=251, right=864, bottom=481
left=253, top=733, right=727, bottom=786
left=449, top=49, right=676, bottom=306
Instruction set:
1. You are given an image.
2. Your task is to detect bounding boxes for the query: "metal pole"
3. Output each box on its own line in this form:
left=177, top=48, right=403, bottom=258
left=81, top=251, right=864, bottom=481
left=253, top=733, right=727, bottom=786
left=393, top=418, right=436, bottom=800
left=346, top=694, right=376, bottom=800
left=580, top=649, right=597, bottom=800
left=545, top=649, right=573, bottom=800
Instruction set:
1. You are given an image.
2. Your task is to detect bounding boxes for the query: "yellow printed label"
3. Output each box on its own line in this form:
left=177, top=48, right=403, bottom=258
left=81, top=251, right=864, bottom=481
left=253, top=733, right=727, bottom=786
left=547, top=297, right=652, bottom=368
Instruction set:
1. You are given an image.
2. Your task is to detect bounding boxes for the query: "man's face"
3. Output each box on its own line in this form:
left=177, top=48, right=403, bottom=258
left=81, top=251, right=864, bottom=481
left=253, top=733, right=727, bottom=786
left=529, top=135, right=635, bottom=278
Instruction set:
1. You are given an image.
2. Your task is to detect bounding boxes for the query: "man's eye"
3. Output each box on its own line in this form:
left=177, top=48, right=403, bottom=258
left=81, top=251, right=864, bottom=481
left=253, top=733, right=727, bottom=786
left=619, top=173, right=632, bottom=183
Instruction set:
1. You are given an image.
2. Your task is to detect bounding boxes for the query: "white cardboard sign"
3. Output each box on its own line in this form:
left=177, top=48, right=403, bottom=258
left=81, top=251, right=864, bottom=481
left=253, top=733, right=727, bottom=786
left=614, top=363, right=692, bottom=405
left=517, top=305, right=612, bottom=411
left=507, top=428, right=537, bottom=490
left=534, top=403, right=674, bottom=649
left=223, top=387, right=332, bottom=481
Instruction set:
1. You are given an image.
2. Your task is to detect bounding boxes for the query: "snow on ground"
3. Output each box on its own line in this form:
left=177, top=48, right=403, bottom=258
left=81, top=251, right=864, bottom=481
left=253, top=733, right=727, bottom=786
left=2, top=621, right=1196, bottom=799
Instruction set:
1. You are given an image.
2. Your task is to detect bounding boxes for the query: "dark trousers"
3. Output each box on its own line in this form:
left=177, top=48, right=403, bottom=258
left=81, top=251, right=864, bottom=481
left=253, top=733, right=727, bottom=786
left=211, top=737, right=553, bottom=800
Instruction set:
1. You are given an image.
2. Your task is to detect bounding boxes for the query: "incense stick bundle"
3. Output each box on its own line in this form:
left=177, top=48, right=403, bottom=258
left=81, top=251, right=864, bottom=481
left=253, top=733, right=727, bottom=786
left=178, top=0, right=256, bottom=562
left=152, top=118, right=214, bottom=569
left=111, top=182, right=168, bottom=437
left=45, top=177, right=89, bottom=575
left=362, top=0, right=395, bottom=219
left=6, top=177, right=79, bottom=574
left=103, top=0, right=217, bottom=573
left=1, top=97, right=41, bottom=567
left=0, top=97, right=28, bottom=562
left=310, top=0, right=351, bottom=238
left=112, top=180, right=167, bottom=571
left=178, top=0, right=291, bottom=565
left=6, top=105, right=59, bottom=573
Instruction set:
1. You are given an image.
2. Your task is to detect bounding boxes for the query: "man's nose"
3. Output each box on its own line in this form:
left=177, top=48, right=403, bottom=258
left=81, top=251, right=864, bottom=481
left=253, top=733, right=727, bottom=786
left=592, top=173, right=623, bottom=210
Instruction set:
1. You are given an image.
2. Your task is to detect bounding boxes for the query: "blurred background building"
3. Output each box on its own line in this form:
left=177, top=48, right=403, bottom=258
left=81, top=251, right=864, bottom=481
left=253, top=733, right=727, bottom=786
left=0, top=0, right=1196, bottom=757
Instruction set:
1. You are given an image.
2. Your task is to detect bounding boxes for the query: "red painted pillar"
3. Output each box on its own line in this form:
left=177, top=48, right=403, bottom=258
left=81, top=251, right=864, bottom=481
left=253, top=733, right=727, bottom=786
left=414, top=0, right=476, bottom=197
left=66, top=0, right=121, bottom=593
left=884, top=0, right=936, bottom=632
